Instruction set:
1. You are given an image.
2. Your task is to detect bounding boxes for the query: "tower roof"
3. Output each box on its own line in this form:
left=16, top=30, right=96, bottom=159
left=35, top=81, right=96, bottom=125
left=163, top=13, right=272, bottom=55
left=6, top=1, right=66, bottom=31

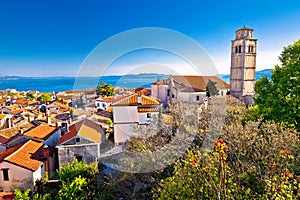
left=235, top=25, right=254, bottom=32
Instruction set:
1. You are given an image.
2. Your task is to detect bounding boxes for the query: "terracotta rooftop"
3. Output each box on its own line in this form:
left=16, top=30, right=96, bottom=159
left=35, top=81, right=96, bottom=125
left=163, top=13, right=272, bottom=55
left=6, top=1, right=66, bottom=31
left=172, top=75, right=230, bottom=90
left=14, top=98, right=28, bottom=105
left=0, top=114, right=6, bottom=120
left=0, top=192, right=15, bottom=200
left=0, top=122, right=35, bottom=141
left=57, top=118, right=103, bottom=145
left=135, top=88, right=151, bottom=96
left=11, top=109, right=23, bottom=115
left=5, top=140, right=44, bottom=171
left=152, top=75, right=230, bottom=91
left=112, top=94, right=160, bottom=106
left=0, top=142, right=24, bottom=162
left=24, top=125, right=57, bottom=141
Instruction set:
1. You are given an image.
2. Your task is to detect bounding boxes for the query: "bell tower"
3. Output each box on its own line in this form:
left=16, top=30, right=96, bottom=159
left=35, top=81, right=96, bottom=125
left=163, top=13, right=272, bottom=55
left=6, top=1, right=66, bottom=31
left=230, top=25, right=257, bottom=100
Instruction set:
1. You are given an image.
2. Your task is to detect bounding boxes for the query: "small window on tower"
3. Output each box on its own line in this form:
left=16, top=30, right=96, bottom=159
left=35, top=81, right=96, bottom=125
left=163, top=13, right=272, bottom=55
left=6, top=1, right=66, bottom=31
left=238, top=46, right=242, bottom=53
left=235, top=46, right=238, bottom=53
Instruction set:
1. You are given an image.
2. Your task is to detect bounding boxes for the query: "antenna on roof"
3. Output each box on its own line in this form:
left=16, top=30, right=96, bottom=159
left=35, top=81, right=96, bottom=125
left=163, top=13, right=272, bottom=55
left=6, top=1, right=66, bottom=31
left=244, top=19, right=246, bottom=28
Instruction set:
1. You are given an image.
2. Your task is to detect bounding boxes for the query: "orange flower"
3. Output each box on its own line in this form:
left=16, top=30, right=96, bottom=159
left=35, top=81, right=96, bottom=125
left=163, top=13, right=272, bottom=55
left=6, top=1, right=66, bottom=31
left=190, top=158, right=199, bottom=166
left=268, top=161, right=276, bottom=170
left=284, top=172, right=293, bottom=178
left=279, top=149, right=291, bottom=157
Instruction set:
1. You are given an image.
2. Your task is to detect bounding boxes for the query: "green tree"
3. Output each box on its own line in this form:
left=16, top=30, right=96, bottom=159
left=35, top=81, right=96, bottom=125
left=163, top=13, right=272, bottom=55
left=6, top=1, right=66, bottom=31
left=56, top=159, right=99, bottom=199
left=37, top=93, right=52, bottom=102
left=96, top=81, right=115, bottom=97
left=14, top=189, right=50, bottom=200
left=26, top=92, right=35, bottom=100
left=206, top=79, right=219, bottom=97
left=254, top=39, right=300, bottom=130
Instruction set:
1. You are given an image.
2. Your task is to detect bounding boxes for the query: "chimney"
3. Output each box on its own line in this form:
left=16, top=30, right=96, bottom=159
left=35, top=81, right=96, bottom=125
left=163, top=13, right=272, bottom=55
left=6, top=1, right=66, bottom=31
left=42, top=144, right=49, bottom=159
left=19, top=125, right=24, bottom=134
left=42, top=144, right=50, bottom=173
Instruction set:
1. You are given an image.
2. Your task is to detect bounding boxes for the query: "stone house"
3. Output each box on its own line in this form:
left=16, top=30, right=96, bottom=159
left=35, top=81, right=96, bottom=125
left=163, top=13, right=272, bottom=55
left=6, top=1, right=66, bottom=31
left=56, top=118, right=105, bottom=169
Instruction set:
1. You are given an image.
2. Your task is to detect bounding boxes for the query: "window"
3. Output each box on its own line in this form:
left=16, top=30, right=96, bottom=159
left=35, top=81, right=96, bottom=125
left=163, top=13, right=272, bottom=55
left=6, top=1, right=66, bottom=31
left=75, top=155, right=83, bottom=162
left=238, top=45, right=242, bottom=53
left=147, top=113, right=151, bottom=118
left=75, top=137, right=80, bottom=143
left=235, top=46, right=238, bottom=53
left=172, top=94, right=175, bottom=98
left=2, top=168, right=9, bottom=181
left=196, top=96, right=200, bottom=101
left=167, top=90, right=170, bottom=96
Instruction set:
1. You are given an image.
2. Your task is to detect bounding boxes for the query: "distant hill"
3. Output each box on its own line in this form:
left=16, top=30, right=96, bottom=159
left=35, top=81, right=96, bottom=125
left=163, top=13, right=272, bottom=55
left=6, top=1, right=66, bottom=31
left=218, top=69, right=273, bottom=83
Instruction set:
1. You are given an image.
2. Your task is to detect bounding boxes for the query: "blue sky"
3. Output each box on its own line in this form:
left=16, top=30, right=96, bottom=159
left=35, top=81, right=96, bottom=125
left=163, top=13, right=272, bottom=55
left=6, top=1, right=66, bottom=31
left=0, top=0, right=300, bottom=76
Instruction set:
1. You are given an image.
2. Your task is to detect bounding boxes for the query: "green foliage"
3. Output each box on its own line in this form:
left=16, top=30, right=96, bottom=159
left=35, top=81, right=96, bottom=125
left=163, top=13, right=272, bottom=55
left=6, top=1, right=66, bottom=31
left=14, top=189, right=50, bottom=200
left=26, top=92, right=35, bottom=99
left=57, top=176, right=88, bottom=200
left=37, top=93, right=52, bottom=102
left=56, top=159, right=99, bottom=199
left=96, top=81, right=115, bottom=97
left=57, top=159, right=98, bottom=183
left=155, top=139, right=236, bottom=199
left=206, top=79, right=219, bottom=97
left=254, top=39, right=300, bottom=130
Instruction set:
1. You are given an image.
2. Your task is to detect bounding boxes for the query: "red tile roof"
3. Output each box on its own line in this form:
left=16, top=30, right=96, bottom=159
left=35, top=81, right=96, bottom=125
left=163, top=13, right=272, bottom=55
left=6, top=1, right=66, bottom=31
left=0, top=114, right=6, bottom=120
left=0, top=192, right=15, bottom=200
left=0, top=142, right=25, bottom=162
left=5, top=140, right=44, bottom=171
left=24, top=125, right=57, bottom=141
left=152, top=75, right=230, bottom=91
left=57, top=118, right=102, bottom=145
left=11, top=109, right=23, bottom=115
left=172, top=75, right=230, bottom=90
left=112, top=94, right=160, bottom=106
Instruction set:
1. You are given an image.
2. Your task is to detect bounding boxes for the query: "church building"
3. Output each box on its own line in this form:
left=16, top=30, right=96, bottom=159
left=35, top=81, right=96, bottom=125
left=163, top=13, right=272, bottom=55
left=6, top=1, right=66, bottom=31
left=230, top=25, right=257, bottom=105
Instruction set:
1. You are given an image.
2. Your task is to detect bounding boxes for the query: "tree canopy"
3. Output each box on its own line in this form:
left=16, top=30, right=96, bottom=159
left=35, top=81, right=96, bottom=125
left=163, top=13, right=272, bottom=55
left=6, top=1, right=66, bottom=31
left=206, top=79, right=219, bottom=97
left=37, top=93, right=52, bottom=102
left=254, top=39, right=300, bottom=130
left=96, top=81, right=115, bottom=97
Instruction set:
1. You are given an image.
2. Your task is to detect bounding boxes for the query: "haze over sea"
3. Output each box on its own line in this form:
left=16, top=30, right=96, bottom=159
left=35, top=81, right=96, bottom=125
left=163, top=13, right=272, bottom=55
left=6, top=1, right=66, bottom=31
left=0, top=70, right=272, bottom=92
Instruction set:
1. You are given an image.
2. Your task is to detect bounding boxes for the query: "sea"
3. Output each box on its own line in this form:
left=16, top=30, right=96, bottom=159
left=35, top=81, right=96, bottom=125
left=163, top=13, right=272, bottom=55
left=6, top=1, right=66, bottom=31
left=0, top=70, right=272, bottom=93
left=0, top=74, right=170, bottom=92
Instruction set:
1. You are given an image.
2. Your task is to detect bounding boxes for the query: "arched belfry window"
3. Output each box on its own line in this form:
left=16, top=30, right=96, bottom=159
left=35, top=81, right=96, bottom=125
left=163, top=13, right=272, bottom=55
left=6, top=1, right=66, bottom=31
left=238, top=45, right=242, bottom=53
left=235, top=46, right=238, bottom=53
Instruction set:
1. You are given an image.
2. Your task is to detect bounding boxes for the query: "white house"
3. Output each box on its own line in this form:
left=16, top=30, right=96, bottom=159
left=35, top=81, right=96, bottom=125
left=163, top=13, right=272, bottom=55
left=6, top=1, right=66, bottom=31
left=0, top=140, right=46, bottom=191
left=151, top=75, right=230, bottom=107
left=112, top=94, right=162, bottom=145
left=94, top=97, right=112, bottom=111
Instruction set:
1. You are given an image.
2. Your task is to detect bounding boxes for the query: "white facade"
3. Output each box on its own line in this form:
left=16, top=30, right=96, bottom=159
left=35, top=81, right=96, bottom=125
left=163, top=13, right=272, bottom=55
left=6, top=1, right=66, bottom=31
left=151, top=84, right=168, bottom=107
left=113, top=106, right=159, bottom=144
left=177, top=91, right=207, bottom=104
left=0, top=161, right=44, bottom=191
left=113, top=106, right=139, bottom=123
